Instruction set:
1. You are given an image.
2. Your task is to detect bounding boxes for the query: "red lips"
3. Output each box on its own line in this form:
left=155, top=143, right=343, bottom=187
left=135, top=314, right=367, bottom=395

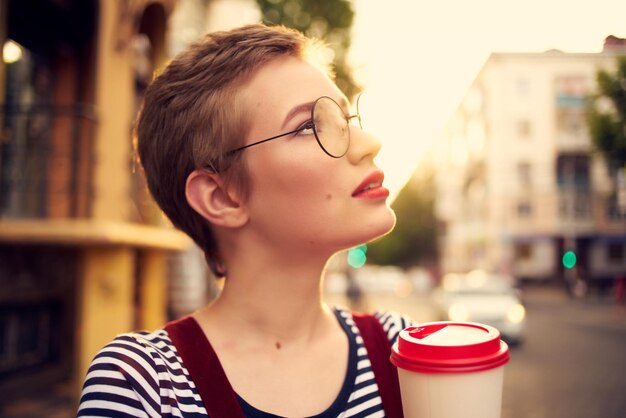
left=352, top=170, right=389, bottom=199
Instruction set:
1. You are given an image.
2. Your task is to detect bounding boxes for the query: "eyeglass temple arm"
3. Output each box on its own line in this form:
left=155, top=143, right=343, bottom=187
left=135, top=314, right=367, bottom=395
left=204, top=127, right=305, bottom=171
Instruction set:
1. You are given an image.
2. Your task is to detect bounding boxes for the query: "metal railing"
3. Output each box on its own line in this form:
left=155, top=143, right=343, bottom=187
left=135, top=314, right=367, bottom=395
left=0, top=103, right=97, bottom=219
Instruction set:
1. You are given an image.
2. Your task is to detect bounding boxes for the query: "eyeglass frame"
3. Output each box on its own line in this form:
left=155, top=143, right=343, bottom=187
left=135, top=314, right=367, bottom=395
left=205, top=95, right=362, bottom=171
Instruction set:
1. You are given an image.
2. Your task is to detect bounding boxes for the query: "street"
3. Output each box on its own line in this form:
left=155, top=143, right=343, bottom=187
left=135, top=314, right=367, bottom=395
left=501, top=286, right=626, bottom=418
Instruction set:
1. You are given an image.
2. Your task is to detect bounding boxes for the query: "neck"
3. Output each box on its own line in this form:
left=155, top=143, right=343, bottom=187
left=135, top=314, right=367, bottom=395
left=204, top=248, right=336, bottom=344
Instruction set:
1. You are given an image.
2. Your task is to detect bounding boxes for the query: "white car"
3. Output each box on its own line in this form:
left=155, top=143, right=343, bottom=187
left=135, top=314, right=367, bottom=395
left=431, top=270, right=526, bottom=344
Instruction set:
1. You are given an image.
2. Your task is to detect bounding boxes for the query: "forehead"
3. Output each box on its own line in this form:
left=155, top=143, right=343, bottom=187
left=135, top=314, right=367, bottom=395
left=239, top=56, right=346, bottom=119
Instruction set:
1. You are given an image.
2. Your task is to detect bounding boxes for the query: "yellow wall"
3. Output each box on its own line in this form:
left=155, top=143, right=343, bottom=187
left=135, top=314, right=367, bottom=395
left=76, top=247, right=136, bottom=385
left=91, top=1, right=136, bottom=221
left=138, top=250, right=169, bottom=331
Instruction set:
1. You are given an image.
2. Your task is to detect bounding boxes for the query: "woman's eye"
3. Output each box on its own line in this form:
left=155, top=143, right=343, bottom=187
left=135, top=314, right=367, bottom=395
left=296, top=120, right=315, bottom=136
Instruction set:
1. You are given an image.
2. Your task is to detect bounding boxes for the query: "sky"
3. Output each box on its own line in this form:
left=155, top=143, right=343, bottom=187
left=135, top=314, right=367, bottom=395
left=348, top=0, right=626, bottom=198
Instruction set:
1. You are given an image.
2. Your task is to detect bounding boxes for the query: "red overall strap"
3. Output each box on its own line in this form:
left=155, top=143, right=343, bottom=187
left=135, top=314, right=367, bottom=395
left=165, top=316, right=246, bottom=418
left=352, top=312, right=405, bottom=418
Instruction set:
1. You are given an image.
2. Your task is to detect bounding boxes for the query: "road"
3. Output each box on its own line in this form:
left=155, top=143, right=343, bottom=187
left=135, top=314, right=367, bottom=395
left=501, top=286, right=626, bottom=418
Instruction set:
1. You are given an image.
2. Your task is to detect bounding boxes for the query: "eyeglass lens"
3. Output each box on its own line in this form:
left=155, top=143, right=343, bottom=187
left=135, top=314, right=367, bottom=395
left=312, top=96, right=359, bottom=158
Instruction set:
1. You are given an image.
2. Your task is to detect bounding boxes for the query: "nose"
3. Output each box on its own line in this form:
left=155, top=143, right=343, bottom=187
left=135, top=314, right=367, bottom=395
left=345, top=126, right=382, bottom=164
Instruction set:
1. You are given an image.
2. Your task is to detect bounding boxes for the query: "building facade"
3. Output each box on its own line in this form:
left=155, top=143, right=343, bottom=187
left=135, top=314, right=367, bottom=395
left=435, top=41, right=626, bottom=290
left=0, top=0, right=190, bottom=406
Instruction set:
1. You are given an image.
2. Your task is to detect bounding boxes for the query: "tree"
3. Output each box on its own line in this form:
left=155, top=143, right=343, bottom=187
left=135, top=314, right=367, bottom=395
left=587, top=56, right=626, bottom=171
left=366, top=165, right=439, bottom=268
left=587, top=55, right=626, bottom=214
left=256, top=0, right=359, bottom=98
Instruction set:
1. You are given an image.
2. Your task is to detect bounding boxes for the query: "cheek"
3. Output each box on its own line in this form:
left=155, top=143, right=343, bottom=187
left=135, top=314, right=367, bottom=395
left=245, top=146, right=349, bottom=221
left=289, top=165, right=344, bottom=204
left=259, top=151, right=342, bottom=198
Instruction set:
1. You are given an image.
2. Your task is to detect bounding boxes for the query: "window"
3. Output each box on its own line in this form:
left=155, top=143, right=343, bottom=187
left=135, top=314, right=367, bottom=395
left=608, top=244, right=624, bottom=263
left=556, top=154, right=589, bottom=191
left=555, top=109, right=587, bottom=148
left=0, top=246, right=77, bottom=377
left=1, top=41, right=53, bottom=218
left=607, top=194, right=626, bottom=221
left=514, top=243, right=532, bottom=261
left=559, top=192, right=591, bottom=219
left=554, top=75, right=589, bottom=109
left=517, top=201, right=533, bottom=218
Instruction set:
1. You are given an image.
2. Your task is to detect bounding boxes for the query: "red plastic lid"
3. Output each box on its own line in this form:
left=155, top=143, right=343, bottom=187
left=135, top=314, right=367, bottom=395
left=390, top=322, right=510, bottom=374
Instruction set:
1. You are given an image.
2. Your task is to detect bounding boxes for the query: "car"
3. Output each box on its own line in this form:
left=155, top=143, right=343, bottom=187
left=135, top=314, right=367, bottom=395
left=430, top=270, right=526, bottom=344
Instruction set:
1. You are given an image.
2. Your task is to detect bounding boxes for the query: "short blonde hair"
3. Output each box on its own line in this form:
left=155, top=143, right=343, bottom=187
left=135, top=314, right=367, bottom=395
left=136, top=24, right=325, bottom=276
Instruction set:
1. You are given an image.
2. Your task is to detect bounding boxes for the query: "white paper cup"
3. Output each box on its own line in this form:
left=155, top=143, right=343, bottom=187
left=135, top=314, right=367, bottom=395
left=390, top=322, right=510, bottom=418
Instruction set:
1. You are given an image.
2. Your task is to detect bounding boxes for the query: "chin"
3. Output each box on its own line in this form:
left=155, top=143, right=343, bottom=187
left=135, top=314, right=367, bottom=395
left=374, top=207, right=397, bottom=239
left=350, top=208, right=397, bottom=247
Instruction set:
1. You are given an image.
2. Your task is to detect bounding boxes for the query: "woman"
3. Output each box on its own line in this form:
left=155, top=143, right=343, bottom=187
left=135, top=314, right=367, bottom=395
left=78, top=24, right=411, bottom=418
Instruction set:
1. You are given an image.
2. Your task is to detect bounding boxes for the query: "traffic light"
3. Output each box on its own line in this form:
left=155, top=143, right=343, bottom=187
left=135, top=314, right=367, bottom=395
left=562, top=251, right=577, bottom=269
left=347, top=244, right=367, bottom=268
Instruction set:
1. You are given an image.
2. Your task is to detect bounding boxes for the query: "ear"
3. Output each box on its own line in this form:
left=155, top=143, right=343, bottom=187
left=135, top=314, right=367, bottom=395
left=185, top=169, right=248, bottom=228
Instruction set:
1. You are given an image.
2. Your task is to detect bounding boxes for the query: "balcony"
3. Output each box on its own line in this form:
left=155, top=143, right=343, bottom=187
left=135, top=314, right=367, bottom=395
left=0, top=103, right=96, bottom=219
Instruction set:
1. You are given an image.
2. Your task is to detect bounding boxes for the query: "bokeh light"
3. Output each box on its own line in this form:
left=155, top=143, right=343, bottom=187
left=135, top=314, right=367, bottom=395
left=347, top=244, right=368, bottom=268
left=562, top=251, right=577, bottom=269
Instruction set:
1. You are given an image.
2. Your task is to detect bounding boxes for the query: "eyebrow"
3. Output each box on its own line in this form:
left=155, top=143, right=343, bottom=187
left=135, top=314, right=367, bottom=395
left=281, top=96, right=351, bottom=129
left=281, top=101, right=315, bottom=129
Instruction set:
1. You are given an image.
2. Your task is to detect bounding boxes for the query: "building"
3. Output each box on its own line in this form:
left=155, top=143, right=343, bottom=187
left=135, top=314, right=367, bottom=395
left=435, top=39, right=626, bottom=290
left=0, top=0, right=191, bottom=408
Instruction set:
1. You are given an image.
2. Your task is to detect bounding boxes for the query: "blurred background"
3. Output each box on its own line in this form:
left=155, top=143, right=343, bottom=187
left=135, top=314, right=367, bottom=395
left=0, top=0, right=625, bottom=417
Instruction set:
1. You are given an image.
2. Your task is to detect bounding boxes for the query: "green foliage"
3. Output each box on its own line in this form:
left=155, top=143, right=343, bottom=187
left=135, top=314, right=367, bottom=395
left=367, top=166, right=439, bottom=267
left=587, top=56, right=626, bottom=170
left=255, top=0, right=359, bottom=98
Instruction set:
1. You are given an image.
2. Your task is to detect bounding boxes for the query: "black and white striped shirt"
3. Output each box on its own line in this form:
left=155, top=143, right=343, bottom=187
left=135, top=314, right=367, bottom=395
left=78, top=307, right=412, bottom=418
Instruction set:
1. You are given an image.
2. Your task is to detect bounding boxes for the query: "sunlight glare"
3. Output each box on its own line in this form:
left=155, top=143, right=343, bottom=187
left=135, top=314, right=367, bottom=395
left=350, top=0, right=626, bottom=199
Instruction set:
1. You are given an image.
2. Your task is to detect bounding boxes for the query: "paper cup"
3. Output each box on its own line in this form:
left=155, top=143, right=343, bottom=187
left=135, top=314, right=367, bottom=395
left=391, top=322, right=510, bottom=418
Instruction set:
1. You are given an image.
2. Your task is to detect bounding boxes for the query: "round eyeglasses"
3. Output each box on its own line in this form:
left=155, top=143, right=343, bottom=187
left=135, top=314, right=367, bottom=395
left=207, top=95, right=362, bottom=171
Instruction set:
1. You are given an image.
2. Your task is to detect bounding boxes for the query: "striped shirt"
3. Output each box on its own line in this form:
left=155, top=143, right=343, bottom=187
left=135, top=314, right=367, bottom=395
left=77, top=307, right=412, bottom=418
